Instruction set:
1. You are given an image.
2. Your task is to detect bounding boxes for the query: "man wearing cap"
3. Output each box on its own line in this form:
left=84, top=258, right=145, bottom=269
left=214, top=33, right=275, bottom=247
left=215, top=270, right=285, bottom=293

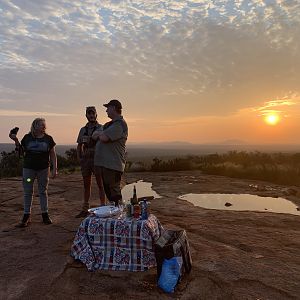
left=76, top=106, right=106, bottom=218
left=92, top=99, right=128, bottom=206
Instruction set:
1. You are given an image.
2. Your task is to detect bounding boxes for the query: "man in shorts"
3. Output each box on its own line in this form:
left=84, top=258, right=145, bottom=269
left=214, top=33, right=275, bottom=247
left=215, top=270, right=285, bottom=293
left=92, top=100, right=128, bottom=206
left=76, top=106, right=106, bottom=218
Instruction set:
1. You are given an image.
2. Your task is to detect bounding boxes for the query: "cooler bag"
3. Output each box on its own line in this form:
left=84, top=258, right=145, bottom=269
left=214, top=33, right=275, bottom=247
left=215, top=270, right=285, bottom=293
left=154, top=229, right=192, bottom=280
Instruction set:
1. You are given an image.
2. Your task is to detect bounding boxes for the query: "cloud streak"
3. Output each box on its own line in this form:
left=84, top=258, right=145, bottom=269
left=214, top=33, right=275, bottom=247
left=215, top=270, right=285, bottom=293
left=0, top=109, right=73, bottom=117
left=253, top=94, right=299, bottom=116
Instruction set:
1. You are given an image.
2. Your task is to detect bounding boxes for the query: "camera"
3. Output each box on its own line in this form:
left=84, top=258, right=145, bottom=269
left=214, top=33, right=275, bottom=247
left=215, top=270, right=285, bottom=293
left=10, top=127, right=19, bottom=135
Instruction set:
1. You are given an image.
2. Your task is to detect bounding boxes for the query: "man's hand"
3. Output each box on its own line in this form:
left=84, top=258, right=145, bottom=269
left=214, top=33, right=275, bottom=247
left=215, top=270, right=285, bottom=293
left=92, top=130, right=110, bottom=143
left=92, top=131, right=102, bottom=140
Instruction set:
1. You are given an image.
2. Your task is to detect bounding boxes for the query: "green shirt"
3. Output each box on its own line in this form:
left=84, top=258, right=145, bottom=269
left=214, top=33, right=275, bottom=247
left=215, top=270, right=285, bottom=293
left=77, top=122, right=102, bottom=146
left=77, top=122, right=102, bottom=159
left=94, top=116, right=128, bottom=172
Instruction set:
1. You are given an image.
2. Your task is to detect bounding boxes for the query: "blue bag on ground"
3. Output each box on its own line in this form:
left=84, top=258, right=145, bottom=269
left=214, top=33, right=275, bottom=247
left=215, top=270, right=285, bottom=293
left=158, top=256, right=183, bottom=293
left=154, top=229, right=192, bottom=280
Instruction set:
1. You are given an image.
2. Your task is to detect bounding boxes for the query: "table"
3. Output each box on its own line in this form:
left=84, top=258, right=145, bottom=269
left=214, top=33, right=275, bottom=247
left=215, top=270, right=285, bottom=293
left=70, top=214, right=162, bottom=271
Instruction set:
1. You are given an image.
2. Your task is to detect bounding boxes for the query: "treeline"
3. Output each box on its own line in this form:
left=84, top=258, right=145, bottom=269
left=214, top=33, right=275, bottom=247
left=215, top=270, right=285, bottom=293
left=200, top=151, right=300, bottom=186
left=1, top=149, right=300, bottom=187
left=127, top=151, right=300, bottom=187
left=0, top=149, right=80, bottom=178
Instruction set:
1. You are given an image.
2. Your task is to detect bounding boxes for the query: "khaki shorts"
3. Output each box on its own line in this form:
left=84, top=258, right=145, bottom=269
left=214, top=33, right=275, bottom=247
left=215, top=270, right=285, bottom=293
left=80, top=149, right=95, bottom=177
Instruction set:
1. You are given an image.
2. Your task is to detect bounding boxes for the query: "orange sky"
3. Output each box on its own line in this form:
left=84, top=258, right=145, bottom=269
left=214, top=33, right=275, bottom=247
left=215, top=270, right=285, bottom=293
left=1, top=1, right=300, bottom=144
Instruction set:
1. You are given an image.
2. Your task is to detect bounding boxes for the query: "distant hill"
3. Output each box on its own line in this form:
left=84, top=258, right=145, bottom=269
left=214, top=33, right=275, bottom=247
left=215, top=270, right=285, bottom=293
left=125, top=142, right=300, bottom=162
left=128, top=139, right=248, bottom=147
left=1, top=142, right=300, bottom=160
left=217, top=139, right=247, bottom=145
left=128, top=141, right=194, bottom=149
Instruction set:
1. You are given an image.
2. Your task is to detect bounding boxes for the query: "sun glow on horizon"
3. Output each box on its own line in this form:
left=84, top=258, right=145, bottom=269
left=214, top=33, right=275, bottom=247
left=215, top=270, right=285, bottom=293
left=264, top=114, right=280, bottom=126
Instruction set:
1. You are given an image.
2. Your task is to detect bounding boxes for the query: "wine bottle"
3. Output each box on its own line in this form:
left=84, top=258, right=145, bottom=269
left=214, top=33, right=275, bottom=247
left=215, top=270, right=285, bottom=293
left=131, top=185, right=138, bottom=205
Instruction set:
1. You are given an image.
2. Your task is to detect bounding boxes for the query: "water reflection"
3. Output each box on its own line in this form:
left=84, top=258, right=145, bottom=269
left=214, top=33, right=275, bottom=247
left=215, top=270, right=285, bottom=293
left=122, top=180, right=161, bottom=203
left=178, top=193, right=300, bottom=216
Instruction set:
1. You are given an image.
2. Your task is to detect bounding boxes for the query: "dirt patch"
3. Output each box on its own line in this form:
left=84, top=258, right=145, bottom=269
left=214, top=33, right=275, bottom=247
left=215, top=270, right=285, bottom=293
left=0, top=171, right=299, bottom=299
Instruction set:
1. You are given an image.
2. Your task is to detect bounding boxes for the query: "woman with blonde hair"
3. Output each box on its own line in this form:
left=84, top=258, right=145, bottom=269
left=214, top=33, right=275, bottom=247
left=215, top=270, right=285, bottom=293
left=9, top=118, right=58, bottom=227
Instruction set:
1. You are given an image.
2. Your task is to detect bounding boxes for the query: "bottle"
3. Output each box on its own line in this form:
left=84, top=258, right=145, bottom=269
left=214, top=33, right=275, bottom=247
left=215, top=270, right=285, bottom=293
left=140, top=199, right=148, bottom=220
left=133, top=203, right=140, bottom=219
left=126, top=203, right=132, bottom=218
left=131, top=185, right=138, bottom=205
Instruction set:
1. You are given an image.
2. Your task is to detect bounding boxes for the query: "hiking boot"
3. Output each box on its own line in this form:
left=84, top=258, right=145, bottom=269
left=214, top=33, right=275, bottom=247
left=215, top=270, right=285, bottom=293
left=75, top=210, right=89, bottom=218
left=42, top=212, right=53, bottom=225
left=16, top=214, right=31, bottom=228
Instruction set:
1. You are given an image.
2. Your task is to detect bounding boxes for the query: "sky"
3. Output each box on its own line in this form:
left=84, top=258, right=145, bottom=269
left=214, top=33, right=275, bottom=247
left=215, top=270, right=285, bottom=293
left=1, top=0, right=300, bottom=145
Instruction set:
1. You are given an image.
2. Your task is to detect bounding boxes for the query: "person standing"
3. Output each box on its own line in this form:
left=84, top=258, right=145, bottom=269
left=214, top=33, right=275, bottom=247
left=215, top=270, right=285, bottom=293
left=9, top=118, right=57, bottom=227
left=92, top=99, right=128, bottom=206
left=76, top=106, right=106, bottom=218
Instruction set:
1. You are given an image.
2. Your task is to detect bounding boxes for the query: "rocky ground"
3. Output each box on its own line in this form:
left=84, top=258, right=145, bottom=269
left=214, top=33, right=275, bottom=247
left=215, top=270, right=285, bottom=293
left=0, top=170, right=300, bottom=300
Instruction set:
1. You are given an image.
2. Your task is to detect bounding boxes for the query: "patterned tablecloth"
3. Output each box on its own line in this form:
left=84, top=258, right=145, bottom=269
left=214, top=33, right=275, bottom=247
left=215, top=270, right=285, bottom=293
left=71, top=214, right=162, bottom=271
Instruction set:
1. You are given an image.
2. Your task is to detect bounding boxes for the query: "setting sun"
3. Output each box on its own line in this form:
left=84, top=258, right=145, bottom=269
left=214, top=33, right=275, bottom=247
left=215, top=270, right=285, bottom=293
left=265, top=114, right=280, bottom=126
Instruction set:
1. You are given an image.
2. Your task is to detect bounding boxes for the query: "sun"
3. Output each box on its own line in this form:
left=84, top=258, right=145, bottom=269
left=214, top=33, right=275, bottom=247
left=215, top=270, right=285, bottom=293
left=264, top=114, right=280, bottom=126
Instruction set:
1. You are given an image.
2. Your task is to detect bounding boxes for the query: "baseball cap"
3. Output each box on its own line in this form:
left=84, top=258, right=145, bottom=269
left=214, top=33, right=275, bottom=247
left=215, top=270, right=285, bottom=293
left=86, top=106, right=97, bottom=113
left=103, top=99, right=122, bottom=109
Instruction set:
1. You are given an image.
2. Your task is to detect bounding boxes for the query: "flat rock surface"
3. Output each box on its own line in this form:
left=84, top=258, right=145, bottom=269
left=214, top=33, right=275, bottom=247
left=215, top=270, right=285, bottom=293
left=0, top=171, right=299, bottom=300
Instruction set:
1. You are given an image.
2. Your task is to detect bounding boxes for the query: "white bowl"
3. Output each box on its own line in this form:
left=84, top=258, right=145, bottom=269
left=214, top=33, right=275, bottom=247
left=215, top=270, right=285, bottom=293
left=88, top=206, right=121, bottom=218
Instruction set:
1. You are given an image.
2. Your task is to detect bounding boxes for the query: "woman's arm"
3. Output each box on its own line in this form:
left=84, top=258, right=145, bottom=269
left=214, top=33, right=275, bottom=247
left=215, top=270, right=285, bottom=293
left=50, top=146, right=58, bottom=178
left=9, top=133, right=24, bottom=157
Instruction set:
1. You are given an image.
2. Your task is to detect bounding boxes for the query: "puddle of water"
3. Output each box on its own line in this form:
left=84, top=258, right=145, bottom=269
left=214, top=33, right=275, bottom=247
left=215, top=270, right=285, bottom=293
left=178, top=193, right=300, bottom=216
left=122, top=180, right=161, bottom=203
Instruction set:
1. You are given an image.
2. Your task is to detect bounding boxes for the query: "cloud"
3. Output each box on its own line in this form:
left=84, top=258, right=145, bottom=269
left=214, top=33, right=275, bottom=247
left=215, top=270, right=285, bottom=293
left=230, top=93, right=300, bottom=123
left=253, top=94, right=299, bottom=116
left=0, top=0, right=300, bottom=118
left=0, top=98, right=13, bottom=103
left=0, top=109, right=73, bottom=117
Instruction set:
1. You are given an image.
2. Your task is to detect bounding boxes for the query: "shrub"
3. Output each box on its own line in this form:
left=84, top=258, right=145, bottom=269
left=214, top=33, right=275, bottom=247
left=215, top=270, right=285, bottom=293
left=0, top=151, right=23, bottom=178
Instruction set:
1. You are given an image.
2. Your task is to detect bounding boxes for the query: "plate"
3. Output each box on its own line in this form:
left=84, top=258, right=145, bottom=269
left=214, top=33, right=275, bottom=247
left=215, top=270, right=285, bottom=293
left=88, top=206, right=121, bottom=218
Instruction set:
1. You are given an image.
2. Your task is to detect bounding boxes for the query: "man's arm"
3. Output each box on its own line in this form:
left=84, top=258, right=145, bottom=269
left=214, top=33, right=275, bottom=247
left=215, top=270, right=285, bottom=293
left=92, top=128, right=110, bottom=143
left=50, top=147, right=58, bottom=179
left=76, top=127, right=85, bottom=160
left=92, top=130, right=110, bottom=143
left=99, top=133, right=110, bottom=142
left=77, top=143, right=83, bottom=161
left=92, top=122, right=125, bottom=143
